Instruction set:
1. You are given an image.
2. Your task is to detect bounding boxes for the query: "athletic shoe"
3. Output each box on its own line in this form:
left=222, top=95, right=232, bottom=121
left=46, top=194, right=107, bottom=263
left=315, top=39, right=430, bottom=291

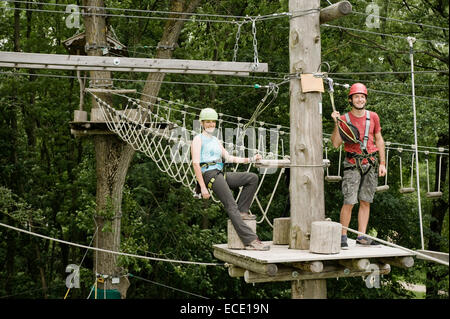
left=341, top=240, right=349, bottom=250
left=245, top=239, right=270, bottom=251
left=356, top=236, right=380, bottom=247
left=240, top=212, right=256, bottom=220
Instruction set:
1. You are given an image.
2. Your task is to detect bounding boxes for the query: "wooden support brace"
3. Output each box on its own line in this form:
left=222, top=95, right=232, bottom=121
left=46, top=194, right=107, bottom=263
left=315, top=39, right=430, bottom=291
left=338, top=258, right=370, bottom=271
left=290, top=261, right=324, bottom=273
left=0, top=52, right=268, bottom=75
left=244, top=263, right=390, bottom=284
left=227, top=265, right=246, bottom=278
left=213, top=249, right=278, bottom=276
left=379, top=257, right=414, bottom=269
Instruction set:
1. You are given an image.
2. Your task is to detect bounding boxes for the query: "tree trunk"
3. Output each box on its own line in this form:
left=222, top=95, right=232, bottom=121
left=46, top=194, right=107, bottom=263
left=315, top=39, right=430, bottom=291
left=84, top=0, right=135, bottom=298
left=141, top=0, right=201, bottom=106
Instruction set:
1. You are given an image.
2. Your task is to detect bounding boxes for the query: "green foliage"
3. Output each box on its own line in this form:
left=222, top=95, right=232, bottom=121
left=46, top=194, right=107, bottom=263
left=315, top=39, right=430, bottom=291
left=0, top=0, right=448, bottom=299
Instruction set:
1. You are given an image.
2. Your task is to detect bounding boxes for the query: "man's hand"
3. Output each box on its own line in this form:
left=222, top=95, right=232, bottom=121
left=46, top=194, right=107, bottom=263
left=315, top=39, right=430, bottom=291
left=331, top=110, right=341, bottom=123
left=378, top=164, right=387, bottom=177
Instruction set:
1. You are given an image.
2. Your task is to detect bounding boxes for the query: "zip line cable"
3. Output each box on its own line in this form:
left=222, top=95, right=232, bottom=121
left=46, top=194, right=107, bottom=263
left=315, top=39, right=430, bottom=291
left=4, top=0, right=449, bottom=31
left=128, top=274, right=209, bottom=299
left=0, top=221, right=224, bottom=267
left=321, top=23, right=448, bottom=45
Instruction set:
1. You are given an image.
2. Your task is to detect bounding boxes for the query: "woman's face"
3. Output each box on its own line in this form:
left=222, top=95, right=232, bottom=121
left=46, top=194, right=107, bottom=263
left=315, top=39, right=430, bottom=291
left=202, top=120, right=216, bottom=134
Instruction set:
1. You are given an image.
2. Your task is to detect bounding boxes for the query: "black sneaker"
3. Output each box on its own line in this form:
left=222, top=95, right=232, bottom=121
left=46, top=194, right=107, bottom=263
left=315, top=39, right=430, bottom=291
left=341, top=240, right=349, bottom=250
left=356, top=236, right=380, bottom=247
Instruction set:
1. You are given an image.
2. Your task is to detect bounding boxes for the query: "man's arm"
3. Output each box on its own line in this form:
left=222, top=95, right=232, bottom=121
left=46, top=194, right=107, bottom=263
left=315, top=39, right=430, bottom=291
left=375, top=131, right=387, bottom=177
left=331, top=111, right=343, bottom=148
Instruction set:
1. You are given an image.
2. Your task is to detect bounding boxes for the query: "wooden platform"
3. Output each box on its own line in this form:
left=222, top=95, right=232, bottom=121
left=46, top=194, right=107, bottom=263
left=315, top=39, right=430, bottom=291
left=213, top=239, right=415, bottom=284
left=214, top=239, right=413, bottom=263
left=69, top=121, right=171, bottom=137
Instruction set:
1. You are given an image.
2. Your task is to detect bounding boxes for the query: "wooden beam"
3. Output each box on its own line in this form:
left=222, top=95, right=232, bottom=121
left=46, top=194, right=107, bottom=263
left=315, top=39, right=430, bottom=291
left=228, top=265, right=246, bottom=278
left=338, top=258, right=370, bottom=271
left=290, top=261, right=324, bottom=273
left=213, top=248, right=278, bottom=276
left=320, top=1, right=352, bottom=24
left=379, top=257, right=414, bottom=269
left=0, top=52, right=268, bottom=75
left=244, top=263, right=391, bottom=284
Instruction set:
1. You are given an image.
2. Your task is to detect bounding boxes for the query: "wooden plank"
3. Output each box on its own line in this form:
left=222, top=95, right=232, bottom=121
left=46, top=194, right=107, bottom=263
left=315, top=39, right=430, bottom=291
left=0, top=52, right=268, bottom=74
left=416, top=250, right=449, bottom=263
left=213, top=248, right=278, bottom=276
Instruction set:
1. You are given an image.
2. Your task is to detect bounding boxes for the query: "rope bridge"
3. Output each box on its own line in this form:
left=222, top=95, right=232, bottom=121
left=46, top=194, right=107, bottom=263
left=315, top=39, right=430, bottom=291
left=90, top=91, right=288, bottom=228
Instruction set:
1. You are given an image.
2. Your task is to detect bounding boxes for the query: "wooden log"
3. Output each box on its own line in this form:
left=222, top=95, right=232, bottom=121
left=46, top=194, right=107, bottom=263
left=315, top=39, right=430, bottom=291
left=338, top=258, right=370, bottom=271
left=273, top=217, right=290, bottom=245
left=90, top=108, right=106, bottom=122
left=290, top=261, right=324, bottom=273
left=228, top=265, right=246, bottom=278
left=74, top=110, right=88, bottom=122
left=244, top=263, right=391, bottom=284
left=213, top=248, right=278, bottom=276
left=319, top=1, right=352, bottom=24
left=309, top=221, right=341, bottom=254
left=379, top=257, right=414, bottom=269
left=227, top=219, right=256, bottom=249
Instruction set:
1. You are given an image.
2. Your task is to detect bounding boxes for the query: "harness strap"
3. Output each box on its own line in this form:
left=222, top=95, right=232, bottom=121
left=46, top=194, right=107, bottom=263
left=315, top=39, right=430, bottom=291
left=344, top=111, right=371, bottom=151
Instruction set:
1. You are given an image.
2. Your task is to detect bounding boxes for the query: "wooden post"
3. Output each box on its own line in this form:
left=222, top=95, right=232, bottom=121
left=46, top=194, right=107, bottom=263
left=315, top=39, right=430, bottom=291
left=289, top=0, right=351, bottom=299
left=227, top=219, right=257, bottom=249
left=289, top=0, right=325, bottom=299
left=309, top=221, right=341, bottom=254
left=273, top=217, right=290, bottom=245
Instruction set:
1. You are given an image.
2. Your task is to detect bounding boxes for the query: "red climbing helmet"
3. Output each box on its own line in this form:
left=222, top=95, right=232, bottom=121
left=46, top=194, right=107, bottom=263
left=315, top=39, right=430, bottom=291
left=348, top=83, right=368, bottom=97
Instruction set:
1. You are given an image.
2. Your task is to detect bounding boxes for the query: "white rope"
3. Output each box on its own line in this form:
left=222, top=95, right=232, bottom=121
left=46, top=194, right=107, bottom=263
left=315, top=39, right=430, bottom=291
left=90, top=92, right=286, bottom=223
left=407, top=37, right=425, bottom=251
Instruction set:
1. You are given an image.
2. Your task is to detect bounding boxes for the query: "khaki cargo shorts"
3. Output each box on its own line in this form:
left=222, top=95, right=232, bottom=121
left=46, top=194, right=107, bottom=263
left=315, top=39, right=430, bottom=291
left=342, top=161, right=378, bottom=205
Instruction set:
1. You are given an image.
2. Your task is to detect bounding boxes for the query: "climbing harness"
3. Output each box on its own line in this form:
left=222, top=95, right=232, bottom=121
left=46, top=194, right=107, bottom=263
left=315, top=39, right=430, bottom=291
left=326, top=77, right=377, bottom=177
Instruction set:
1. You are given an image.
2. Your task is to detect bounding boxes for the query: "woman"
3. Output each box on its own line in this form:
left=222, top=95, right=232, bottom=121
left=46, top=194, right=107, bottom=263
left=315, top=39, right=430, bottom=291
left=191, top=108, right=269, bottom=251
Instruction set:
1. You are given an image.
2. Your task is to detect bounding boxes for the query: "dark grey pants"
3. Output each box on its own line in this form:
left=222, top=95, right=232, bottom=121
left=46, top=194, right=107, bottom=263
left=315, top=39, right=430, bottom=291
left=203, top=169, right=259, bottom=245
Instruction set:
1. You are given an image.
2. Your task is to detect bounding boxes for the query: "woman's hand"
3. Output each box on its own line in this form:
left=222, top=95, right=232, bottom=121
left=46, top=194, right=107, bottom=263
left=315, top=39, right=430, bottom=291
left=201, top=186, right=211, bottom=200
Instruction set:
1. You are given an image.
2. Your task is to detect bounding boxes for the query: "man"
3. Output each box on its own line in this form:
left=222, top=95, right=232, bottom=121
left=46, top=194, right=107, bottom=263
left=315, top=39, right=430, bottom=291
left=331, top=83, right=387, bottom=249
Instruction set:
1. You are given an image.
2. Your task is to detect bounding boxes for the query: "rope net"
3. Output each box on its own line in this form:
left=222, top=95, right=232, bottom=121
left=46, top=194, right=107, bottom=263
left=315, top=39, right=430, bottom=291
left=90, top=92, right=288, bottom=227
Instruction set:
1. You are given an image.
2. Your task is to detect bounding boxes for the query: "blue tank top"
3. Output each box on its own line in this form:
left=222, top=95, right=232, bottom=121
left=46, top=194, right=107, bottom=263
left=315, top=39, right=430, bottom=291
left=199, top=134, right=224, bottom=173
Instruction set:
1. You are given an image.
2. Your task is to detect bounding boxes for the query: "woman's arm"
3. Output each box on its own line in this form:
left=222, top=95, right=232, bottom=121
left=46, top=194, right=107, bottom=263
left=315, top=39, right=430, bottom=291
left=219, top=142, right=261, bottom=164
left=191, top=135, right=210, bottom=199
